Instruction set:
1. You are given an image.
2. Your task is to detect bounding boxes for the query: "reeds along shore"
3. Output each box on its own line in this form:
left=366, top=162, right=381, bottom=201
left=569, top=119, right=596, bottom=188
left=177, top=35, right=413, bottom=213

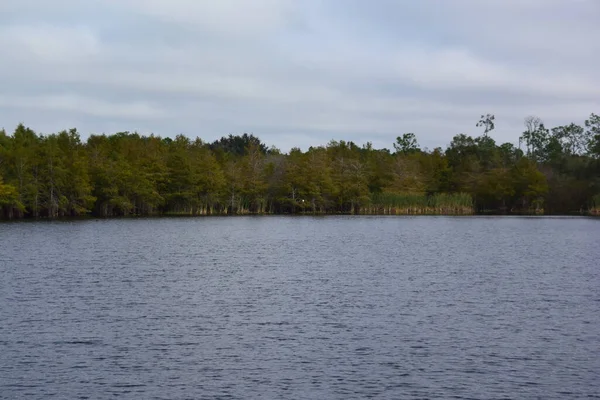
left=361, top=193, right=474, bottom=215
left=162, top=193, right=475, bottom=216
left=590, top=195, right=600, bottom=216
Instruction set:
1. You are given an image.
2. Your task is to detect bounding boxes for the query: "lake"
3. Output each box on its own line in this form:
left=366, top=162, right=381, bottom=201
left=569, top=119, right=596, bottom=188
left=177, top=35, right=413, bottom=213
left=1, top=216, right=599, bottom=399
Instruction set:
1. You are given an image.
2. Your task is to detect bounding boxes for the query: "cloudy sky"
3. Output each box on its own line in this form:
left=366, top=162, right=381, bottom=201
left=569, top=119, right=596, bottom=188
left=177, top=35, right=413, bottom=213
left=1, top=0, right=598, bottom=151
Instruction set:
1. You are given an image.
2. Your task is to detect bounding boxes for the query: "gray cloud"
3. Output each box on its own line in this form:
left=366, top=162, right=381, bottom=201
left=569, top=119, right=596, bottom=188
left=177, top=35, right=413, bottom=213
left=1, top=0, right=598, bottom=151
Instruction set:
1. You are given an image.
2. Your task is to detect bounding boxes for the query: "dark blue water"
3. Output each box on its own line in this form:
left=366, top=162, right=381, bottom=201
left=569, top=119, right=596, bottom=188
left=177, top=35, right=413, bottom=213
left=1, top=216, right=599, bottom=399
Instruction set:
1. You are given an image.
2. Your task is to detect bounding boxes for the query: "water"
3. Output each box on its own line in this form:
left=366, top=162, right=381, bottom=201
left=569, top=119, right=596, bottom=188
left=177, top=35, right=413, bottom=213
left=1, top=216, right=599, bottom=399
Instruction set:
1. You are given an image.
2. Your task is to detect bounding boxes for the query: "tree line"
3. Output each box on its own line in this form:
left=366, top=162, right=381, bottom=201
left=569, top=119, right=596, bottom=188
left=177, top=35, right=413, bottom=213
left=1, top=113, right=599, bottom=219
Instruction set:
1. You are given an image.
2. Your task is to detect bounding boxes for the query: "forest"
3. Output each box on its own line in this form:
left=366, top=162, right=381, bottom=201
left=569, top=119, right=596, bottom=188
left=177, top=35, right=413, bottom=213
left=1, top=113, right=599, bottom=219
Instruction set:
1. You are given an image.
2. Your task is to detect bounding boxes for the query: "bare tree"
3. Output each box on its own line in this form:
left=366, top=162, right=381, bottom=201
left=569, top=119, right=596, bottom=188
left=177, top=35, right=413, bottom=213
left=524, top=116, right=542, bottom=134
left=521, top=116, right=543, bottom=155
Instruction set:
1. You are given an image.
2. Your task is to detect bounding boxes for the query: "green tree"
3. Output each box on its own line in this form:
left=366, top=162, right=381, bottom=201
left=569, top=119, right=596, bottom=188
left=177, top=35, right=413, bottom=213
left=511, top=157, right=548, bottom=212
left=393, top=133, right=419, bottom=154
left=328, top=140, right=369, bottom=213
left=8, top=124, right=43, bottom=216
left=476, top=113, right=495, bottom=136
left=190, top=139, right=226, bottom=214
left=210, top=133, right=268, bottom=156
left=585, top=113, right=600, bottom=158
left=0, top=173, right=25, bottom=219
left=239, top=142, right=268, bottom=213
left=551, top=123, right=587, bottom=156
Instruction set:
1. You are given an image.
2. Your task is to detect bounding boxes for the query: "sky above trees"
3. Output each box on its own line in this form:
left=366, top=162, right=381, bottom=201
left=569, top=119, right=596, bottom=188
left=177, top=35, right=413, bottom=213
left=0, top=0, right=598, bottom=151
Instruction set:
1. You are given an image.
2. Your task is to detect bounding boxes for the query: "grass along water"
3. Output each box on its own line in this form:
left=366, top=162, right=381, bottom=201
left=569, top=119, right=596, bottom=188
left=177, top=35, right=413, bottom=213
left=590, top=194, right=600, bottom=216
left=363, top=192, right=474, bottom=215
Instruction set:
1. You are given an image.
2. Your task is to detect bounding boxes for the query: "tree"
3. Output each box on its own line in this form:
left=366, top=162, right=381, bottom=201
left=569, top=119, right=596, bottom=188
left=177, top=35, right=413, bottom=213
left=445, top=134, right=480, bottom=193
left=239, top=142, right=268, bottom=213
left=520, top=116, right=542, bottom=155
left=551, top=123, right=587, bottom=156
left=210, top=133, right=268, bottom=156
left=475, top=114, right=496, bottom=136
left=328, top=140, right=369, bottom=213
left=476, top=114, right=495, bottom=136
left=393, top=133, right=419, bottom=154
left=476, top=168, right=515, bottom=212
left=0, top=173, right=25, bottom=218
left=498, top=142, right=522, bottom=168
left=520, top=117, right=548, bottom=162
left=511, top=157, right=548, bottom=212
left=190, top=139, right=226, bottom=214
left=304, top=146, right=335, bottom=212
left=585, top=113, right=600, bottom=158
left=474, top=135, right=499, bottom=170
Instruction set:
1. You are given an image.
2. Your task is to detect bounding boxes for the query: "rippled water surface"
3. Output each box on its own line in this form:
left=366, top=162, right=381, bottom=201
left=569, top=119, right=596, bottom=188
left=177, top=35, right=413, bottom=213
left=1, top=216, right=599, bottom=399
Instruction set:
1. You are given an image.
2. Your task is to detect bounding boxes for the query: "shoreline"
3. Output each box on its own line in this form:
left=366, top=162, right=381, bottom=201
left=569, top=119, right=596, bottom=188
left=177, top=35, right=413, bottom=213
left=1, top=211, right=598, bottom=223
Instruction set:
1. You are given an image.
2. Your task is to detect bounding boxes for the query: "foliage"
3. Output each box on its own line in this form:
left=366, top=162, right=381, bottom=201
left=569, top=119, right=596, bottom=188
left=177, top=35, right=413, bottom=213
left=585, top=113, right=600, bottom=159
left=210, top=133, right=268, bottom=156
left=393, top=133, right=419, bottom=154
left=476, top=113, right=496, bottom=135
left=1, top=114, right=599, bottom=219
left=0, top=174, right=25, bottom=218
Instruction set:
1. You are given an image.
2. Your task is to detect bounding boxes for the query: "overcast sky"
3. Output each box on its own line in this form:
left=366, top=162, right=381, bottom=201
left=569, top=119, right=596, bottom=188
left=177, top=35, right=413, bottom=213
left=1, top=0, right=598, bottom=152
